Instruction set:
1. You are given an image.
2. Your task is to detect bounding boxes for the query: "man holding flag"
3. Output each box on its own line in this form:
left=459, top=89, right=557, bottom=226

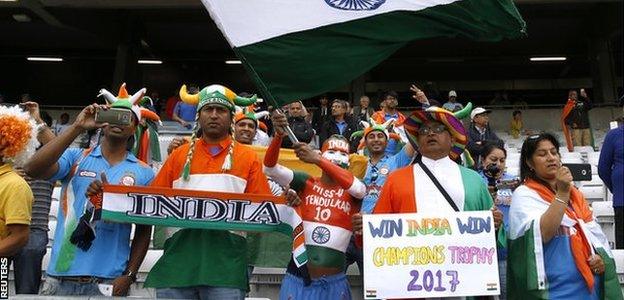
left=265, top=111, right=366, bottom=300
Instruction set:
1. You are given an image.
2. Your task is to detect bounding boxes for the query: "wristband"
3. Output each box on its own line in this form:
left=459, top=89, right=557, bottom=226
left=123, top=270, right=137, bottom=282
left=554, top=196, right=568, bottom=205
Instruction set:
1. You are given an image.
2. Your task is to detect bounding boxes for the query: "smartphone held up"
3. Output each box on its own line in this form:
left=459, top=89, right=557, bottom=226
left=95, top=108, right=133, bottom=126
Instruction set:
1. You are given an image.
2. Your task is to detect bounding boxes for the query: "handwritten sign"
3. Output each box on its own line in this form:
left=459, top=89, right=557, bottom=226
left=362, top=211, right=499, bottom=299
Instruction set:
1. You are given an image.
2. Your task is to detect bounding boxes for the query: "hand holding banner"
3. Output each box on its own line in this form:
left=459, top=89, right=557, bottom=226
left=363, top=211, right=499, bottom=299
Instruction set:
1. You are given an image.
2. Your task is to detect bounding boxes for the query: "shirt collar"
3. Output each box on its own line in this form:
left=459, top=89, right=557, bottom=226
left=89, top=145, right=137, bottom=162
left=421, top=155, right=454, bottom=170
left=369, top=154, right=391, bottom=166
left=198, top=136, right=233, bottom=154
left=385, top=112, right=399, bottom=118
left=0, top=163, right=12, bottom=177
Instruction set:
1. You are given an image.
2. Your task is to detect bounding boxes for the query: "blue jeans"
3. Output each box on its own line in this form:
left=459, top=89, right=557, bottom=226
left=13, top=228, right=48, bottom=294
left=279, top=272, right=351, bottom=300
left=39, top=276, right=113, bottom=296
left=156, top=286, right=245, bottom=300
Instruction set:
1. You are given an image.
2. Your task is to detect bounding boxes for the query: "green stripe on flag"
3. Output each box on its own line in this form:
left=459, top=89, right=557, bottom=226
left=305, top=245, right=346, bottom=269
left=236, top=0, right=526, bottom=106
left=596, top=247, right=624, bottom=300
left=507, top=221, right=549, bottom=300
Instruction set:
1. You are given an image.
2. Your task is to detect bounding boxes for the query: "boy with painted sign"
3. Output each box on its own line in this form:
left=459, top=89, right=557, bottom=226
left=266, top=112, right=366, bottom=300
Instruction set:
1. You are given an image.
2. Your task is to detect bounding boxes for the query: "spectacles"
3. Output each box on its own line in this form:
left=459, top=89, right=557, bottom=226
left=418, top=124, right=447, bottom=136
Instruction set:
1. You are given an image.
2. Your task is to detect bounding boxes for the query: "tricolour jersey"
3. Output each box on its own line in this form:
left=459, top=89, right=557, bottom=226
left=292, top=172, right=359, bottom=269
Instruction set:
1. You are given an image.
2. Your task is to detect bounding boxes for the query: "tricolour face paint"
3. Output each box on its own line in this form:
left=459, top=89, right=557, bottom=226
left=322, top=150, right=349, bottom=169
left=321, top=137, right=350, bottom=168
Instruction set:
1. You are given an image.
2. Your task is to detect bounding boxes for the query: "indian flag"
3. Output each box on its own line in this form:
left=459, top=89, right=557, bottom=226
left=202, top=0, right=526, bottom=105
left=303, top=220, right=354, bottom=266
left=101, top=184, right=309, bottom=267
left=508, top=220, right=623, bottom=299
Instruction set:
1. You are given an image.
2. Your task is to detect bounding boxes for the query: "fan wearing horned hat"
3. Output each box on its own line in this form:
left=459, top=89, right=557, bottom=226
left=142, top=84, right=271, bottom=299
left=25, top=83, right=155, bottom=296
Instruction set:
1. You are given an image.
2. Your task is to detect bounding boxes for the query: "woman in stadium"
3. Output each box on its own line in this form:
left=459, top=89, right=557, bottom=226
left=478, top=143, right=520, bottom=300
left=507, top=133, right=622, bottom=299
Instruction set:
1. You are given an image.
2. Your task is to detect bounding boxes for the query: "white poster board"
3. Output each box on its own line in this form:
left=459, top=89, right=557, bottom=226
left=363, top=211, right=499, bottom=299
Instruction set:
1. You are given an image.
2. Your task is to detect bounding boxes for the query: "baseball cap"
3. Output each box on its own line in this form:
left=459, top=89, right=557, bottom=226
left=470, top=107, right=491, bottom=120
left=448, top=90, right=457, bottom=97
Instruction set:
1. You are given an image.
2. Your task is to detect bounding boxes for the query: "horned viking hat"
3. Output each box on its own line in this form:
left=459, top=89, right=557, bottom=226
left=98, top=83, right=146, bottom=122
left=178, top=84, right=258, bottom=180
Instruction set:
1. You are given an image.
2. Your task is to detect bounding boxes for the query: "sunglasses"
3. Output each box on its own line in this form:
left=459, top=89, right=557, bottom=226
left=418, top=124, right=447, bottom=136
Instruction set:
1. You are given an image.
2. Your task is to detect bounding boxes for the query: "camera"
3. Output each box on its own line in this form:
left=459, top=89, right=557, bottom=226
left=95, top=108, right=133, bottom=126
left=484, top=164, right=502, bottom=187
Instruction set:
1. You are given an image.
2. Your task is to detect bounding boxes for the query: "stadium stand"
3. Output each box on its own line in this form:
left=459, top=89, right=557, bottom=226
left=8, top=121, right=623, bottom=297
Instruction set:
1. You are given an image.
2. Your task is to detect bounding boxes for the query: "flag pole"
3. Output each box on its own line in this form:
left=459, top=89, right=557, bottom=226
left=275, top=108, right=300, bottom=144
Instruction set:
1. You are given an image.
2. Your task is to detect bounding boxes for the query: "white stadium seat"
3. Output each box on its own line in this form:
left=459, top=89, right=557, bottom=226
left=561, top=152, right=583, bottom=163
left=506, top=166, right=520, bottom=177
left=580, top=186, right=606, bottom=203
left=49, top=199, right=59, bottom=220
left=591, top=201, right=616, bottom=249
left=613, top=250, right=624, bottom=282
left=138, top=250, right=164, bottom=275
left=51, top=186, right=61, bottom=201
left=507, top=152, right=521, bottom=161
left=573, top=146, right=595, bottom=153
left=48, top=220, right=57, bottom=244
left=588, top=152, right=601, bottom=166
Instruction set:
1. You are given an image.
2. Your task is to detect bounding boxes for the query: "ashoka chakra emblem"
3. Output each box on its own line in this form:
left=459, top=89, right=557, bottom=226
left=324, top=0, right=386, bottom=11
left=312, top=226, right=331, bottom=244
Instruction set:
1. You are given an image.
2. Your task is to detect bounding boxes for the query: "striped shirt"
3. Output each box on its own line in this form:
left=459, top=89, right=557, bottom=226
left=26, top=179, right=54, bottom=231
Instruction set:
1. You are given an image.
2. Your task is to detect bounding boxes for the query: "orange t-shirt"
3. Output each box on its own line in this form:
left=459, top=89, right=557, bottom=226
left=152, top=137, right=270, bottom=195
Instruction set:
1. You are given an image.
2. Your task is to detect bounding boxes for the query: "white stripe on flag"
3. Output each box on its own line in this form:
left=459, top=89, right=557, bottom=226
left=532, top=218, right=547, bottom=290
left=303, top=221, right=351, bottom=252
left=103, top=193, right=134, bottom=212
left=202, top=0, right=461, bottom=47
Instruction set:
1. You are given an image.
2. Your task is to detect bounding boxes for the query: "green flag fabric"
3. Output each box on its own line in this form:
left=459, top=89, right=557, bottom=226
left=202, top=0, right=526, bottom=106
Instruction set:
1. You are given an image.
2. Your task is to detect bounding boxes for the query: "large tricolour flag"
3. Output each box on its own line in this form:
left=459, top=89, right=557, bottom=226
left=202, top=0, right=526, bottom=106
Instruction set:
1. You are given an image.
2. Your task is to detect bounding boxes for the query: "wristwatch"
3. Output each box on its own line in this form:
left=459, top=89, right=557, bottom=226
left=123, top=270, right=137, bottom=282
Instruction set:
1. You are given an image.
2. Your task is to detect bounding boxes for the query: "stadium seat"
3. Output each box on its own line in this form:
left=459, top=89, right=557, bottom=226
left=48, top=220, right=56, bottom=245
left=591, top=164, right=598, bottom=175
left=573, top=146, right=594, bottom=153
left=588, top=152, right=601, bottom=166
left=507, top=152, right=521, bottom=162
left=51, top=186, right=61, bottom=201
left=49, top=199, right=59, bottom=220
left=580, top=186, right=606, bottom=203
left=506, top=166, right=520, bottom=177
left=613, top=249, right=624, bottom=284
left=138, top=249, right=164, bottom=277
left=591, top=201, right=615, bottom=249
left=41, top=247, right=51, bottom=272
